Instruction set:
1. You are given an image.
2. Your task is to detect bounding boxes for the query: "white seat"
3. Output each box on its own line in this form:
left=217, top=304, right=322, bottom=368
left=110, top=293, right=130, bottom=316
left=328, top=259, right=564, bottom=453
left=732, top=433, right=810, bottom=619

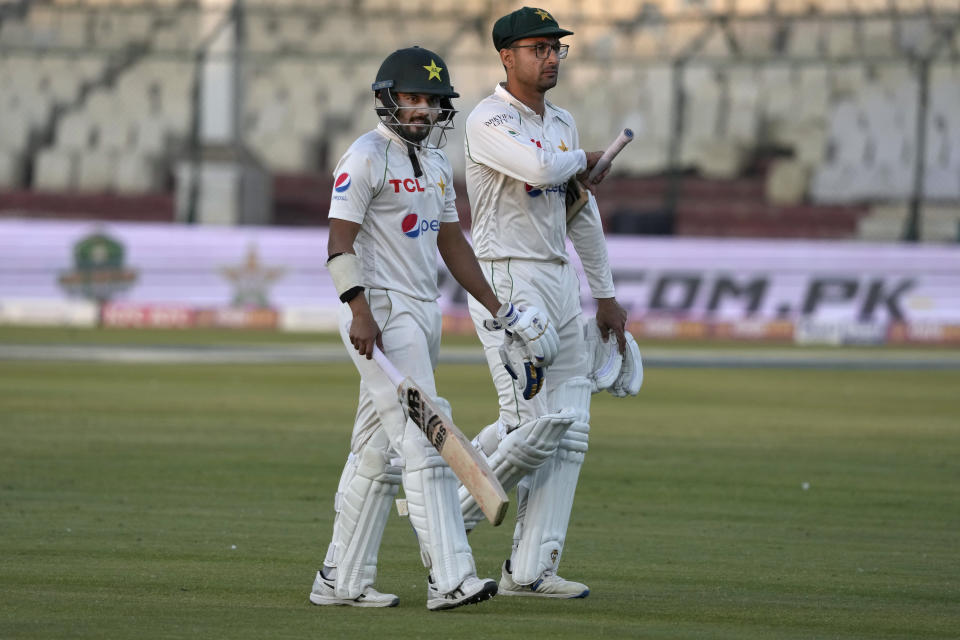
left=0, top=110, right=32, bottom=153
left=250, top=133, right=316, bottom=172
left=862, top=19, right=895, bottom=56
left=56, top=112, right=93, bottom=150
left=75, top=151, right=115, bottom=192
left=100, top=120, right=136, bottom=152
left=0, top=150, right=25, bottom=188
left=34, top=149, right=76, bottom=190
left=788, top=20, right=823, bottom=57
left=113, top=153, right=162, bottom=193
left=133, top=119, right=168, bottom=156
left=826, top=21, right=856, bottom=58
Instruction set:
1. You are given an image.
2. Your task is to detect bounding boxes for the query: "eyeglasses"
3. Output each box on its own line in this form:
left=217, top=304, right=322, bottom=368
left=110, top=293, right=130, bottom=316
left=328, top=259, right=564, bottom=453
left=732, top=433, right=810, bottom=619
left=510, top=42, right=569, bottom=60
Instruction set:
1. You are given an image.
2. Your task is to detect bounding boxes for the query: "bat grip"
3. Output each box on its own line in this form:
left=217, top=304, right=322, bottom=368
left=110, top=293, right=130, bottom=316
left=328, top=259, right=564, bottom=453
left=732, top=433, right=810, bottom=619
left=372, top=346, right=404, bottom=388
left=587, top=158, right=612, bottom=182
left=587, top=128, right=634, bottom=182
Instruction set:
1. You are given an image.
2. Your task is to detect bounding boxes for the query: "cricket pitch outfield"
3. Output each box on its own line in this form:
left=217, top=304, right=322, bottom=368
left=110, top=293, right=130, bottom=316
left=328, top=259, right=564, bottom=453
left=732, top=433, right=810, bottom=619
left=1, top=328, right=958, bottom=639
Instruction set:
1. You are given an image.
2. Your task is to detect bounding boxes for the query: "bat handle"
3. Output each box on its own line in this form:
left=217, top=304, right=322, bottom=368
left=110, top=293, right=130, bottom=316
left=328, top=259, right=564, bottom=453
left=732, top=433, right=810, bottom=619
left=372, top=346, right=404, bottom=388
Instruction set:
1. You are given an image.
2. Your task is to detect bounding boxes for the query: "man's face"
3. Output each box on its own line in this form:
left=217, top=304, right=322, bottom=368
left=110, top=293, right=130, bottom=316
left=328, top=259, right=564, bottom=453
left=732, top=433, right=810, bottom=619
left=504, top=36, right=563, bottom=92
left=391, top=92, right=441, bottom=142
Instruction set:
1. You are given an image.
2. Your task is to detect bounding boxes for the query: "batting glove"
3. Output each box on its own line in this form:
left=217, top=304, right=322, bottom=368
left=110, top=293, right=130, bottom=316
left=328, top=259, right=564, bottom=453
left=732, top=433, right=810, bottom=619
left=483, top=302, right=559, bottom=399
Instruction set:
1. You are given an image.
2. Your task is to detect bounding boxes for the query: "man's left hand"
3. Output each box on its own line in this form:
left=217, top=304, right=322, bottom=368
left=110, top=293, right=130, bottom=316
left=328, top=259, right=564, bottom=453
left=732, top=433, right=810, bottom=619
left=595, top=297, right=627, bottom=354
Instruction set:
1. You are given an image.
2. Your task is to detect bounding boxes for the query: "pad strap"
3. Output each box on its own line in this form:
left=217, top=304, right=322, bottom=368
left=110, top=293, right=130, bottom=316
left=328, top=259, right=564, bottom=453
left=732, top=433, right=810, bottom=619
left=327, top=252, right=364, bottom=303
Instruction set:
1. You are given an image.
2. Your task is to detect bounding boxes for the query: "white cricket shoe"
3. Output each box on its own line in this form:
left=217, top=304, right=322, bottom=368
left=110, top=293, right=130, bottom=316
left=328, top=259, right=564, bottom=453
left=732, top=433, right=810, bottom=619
left=426, top=574, right=498, bottom=611
left=498, top=560, right=590, bottom=599
left=308, top=570, right=399, bottom=608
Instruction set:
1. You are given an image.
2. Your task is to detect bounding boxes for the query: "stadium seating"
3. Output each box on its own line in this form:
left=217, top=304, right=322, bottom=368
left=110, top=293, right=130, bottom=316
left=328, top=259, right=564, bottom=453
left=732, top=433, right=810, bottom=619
left=0, top=0, right=957, bottom=238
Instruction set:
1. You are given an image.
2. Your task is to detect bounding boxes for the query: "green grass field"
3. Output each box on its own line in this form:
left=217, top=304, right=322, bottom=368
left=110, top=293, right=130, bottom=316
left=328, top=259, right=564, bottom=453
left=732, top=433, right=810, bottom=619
left=2, top=329, right=959, bottom=638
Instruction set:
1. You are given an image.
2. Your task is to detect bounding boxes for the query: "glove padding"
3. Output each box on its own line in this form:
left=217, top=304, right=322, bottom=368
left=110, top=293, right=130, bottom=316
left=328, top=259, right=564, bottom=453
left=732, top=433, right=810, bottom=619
left=609, top=332, right=643, bottom=397
left=483, top=302, right=559, bottom=400
left=583, top=319, right=623, bottom=393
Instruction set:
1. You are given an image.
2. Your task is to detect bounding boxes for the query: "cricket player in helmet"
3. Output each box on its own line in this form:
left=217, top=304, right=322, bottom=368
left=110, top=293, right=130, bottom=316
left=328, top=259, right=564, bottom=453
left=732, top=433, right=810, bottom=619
left=308, top=45, right=558, bottom=611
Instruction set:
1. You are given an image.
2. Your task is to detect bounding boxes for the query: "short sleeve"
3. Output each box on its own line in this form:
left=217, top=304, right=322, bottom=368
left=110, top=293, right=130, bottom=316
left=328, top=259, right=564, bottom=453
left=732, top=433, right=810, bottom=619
left=328, top=148, right=375, bottom=224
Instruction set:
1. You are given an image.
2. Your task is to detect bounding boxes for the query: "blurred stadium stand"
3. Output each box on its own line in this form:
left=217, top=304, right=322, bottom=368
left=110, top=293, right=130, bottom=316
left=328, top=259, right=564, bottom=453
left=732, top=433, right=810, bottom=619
left=0, top=0, right=958, bottom=240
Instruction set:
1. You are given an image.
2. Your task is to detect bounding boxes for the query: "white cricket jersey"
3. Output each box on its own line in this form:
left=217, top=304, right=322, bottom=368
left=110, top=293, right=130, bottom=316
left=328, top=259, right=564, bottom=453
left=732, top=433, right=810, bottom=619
left=465, top=84, right=616, bottom=299
left=464, top=83, right=586, bottom=262
left=328, top=123, right=459, bottom=302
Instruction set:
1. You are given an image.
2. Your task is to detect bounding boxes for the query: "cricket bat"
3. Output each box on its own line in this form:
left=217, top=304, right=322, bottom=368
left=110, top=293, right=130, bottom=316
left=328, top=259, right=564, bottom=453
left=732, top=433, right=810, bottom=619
left=372, top=346, right=509, bottom=526
left=565, top=127, right=635, bottom=224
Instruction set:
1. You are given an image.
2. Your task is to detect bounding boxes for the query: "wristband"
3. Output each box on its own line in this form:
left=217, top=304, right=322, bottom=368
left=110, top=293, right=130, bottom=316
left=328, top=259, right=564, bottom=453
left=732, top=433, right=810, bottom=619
left=327, top=252, right=364, bottom=302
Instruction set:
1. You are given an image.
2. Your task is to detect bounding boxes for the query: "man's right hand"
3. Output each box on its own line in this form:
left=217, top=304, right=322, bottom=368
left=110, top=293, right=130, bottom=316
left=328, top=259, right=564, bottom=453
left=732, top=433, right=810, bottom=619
left=577, top=150, right=610, bottom=193
left=584, top=150, right=604, bottom=172
left=349, top=303, right=383, bottom=359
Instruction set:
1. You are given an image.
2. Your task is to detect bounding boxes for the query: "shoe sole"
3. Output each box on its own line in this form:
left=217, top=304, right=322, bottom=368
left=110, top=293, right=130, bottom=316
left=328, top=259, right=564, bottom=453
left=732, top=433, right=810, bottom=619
left=498, top=587, right=590, bottom=599
left=427, top=581, right=498, bottom=611
left=309, top=593, right=399, bottom=608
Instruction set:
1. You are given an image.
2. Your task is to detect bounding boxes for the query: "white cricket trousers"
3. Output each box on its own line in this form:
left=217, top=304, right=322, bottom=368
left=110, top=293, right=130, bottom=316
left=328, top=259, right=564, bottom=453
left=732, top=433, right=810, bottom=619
left=468, top=258, right=591, bottom=426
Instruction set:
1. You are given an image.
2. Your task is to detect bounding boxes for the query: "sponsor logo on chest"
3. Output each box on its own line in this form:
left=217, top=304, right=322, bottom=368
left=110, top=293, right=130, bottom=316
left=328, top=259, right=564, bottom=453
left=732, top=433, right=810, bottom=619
left=389, top=178, right=427, bottom=193
left=401, top=213, right=439, bottom=238
left=525, top=182, right=567, bottom=198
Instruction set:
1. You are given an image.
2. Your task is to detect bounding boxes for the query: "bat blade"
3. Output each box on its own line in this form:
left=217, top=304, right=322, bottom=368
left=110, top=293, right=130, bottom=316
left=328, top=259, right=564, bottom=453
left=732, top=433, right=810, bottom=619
left=373, top=347, right=509, bottom=526
left=402, top=381, right=509, bottom=526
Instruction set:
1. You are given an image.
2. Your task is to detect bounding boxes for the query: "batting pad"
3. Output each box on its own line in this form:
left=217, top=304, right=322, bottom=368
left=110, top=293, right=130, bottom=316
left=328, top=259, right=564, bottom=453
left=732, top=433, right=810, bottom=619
left=324, top=447, right=401, bottom=599
left=510, top=377, right=592, bottom=584
left=402, top=415, right=476, bottom=595
left=509, top=419, right=589, bottom=585
left=459, top=409, right=576, bottom=529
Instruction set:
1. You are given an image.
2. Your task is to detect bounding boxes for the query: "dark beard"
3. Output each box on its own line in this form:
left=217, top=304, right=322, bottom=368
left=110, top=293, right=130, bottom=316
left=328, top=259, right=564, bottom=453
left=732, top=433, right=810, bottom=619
left=393, top=121, right=430, bottom=143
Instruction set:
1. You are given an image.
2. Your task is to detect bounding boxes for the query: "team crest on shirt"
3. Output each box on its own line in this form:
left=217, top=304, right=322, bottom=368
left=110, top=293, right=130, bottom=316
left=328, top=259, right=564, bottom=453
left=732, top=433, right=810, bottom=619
left=401, top=212, right=440, bottom=238
left=334, top=173, right=351, bottom=192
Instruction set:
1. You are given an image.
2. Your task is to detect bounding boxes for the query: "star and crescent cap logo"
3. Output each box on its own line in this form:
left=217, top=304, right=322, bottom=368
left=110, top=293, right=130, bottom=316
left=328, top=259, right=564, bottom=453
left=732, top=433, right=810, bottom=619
left=423, top=60, right=443, bottom=81
left=535, top=8, right=552, bottom=21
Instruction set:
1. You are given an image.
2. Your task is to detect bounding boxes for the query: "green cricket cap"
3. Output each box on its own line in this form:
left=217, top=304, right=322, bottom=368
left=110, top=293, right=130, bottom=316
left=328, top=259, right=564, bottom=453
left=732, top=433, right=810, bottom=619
left=492, top=7, right=573, bottom=51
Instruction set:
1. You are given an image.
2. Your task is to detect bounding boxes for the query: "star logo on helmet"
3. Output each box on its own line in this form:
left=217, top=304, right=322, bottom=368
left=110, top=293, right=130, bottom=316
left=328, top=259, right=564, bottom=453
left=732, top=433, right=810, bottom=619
left=535, top=9, right=552, bottom=21
left=423, top=60, right=443, bottom=81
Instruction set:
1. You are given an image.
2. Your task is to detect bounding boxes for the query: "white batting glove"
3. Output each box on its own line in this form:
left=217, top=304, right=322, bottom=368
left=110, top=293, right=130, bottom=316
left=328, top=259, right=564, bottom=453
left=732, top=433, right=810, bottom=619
left=609, top=332, right=643, bottom=397
left=583, top=319, right=623, bottom=393
left=483, top=302, right=559, bottom=399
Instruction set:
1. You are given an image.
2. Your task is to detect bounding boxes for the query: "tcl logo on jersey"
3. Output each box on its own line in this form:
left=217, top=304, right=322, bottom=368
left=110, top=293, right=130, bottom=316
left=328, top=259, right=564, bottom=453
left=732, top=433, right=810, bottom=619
left=525, top=182, right=567, bottom=198
left=334, top=173, right=351, bottom=192
left=401, top=213, right=439, bottom=238
left=389, top=178, right=426, bottom=193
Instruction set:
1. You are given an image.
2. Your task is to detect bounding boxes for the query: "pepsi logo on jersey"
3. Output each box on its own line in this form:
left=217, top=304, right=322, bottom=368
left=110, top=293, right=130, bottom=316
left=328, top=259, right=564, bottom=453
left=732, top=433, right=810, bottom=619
left=524, top=182, right=567, bottom=198
left=334, top=173, right=351, bottom=192
left=401, top=213, right=440, bottom=238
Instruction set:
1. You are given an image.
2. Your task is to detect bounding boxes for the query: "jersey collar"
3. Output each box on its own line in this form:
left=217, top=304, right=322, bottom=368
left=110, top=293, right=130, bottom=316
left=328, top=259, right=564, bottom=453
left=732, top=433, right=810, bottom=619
left=494, top=83, right=566, bottom=126
left=376, top=122, right=412, bottom=147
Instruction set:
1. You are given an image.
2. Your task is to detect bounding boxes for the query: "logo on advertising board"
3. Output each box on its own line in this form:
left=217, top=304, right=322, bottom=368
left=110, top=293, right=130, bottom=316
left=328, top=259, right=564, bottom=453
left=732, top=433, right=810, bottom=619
left=220, top=244, right=286, bottom=308
left=401, top=213, right=439, bottom=238
left=334, top=173, right=351, bottom=192
left=58, top=231, right=138, bottom=302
